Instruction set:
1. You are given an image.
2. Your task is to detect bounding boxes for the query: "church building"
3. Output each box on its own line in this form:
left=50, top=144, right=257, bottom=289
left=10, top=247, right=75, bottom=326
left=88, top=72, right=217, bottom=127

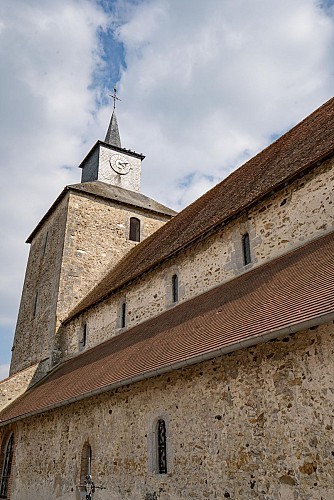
left=0, top=95, right=333, bottom=500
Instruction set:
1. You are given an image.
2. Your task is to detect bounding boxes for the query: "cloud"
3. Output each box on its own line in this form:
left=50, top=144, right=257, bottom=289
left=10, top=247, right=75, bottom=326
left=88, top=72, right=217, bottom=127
left=0, top=0, right=109, bottom=365
left=0, top=364, right=10, bottom=381
left=113, top=0, right=334, bottom=208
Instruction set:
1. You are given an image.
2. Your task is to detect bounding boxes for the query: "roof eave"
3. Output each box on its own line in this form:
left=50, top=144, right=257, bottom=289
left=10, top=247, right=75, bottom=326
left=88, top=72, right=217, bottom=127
left=1, top=311, right=333, bottom=427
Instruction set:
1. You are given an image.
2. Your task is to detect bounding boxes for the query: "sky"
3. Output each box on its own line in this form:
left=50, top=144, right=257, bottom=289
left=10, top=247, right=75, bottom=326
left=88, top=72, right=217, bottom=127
left=0, top=0, right=334, bottom=379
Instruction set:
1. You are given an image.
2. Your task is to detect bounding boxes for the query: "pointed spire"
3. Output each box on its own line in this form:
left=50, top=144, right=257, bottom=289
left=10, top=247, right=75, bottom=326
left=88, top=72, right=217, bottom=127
left=105, top=85, right=122, bottom=147
left=105, top=110, right=121, bottom=147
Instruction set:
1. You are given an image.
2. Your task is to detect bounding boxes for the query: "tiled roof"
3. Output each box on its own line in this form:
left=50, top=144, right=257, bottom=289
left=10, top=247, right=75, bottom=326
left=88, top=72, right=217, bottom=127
left=68, top=181, right=177, bottom=217
left=1, top=230, right=333, bottom=425
left=68, top=97, right=334, bottom=320
left=26, top=182, right=176, bottom=243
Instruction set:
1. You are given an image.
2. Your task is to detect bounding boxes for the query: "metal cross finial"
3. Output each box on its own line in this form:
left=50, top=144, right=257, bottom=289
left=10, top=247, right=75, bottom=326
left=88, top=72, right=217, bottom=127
left=109, top=85, right=121, bottom=110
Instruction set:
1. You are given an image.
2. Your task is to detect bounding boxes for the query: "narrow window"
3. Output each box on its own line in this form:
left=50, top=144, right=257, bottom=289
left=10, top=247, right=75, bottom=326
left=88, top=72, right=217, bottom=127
left=32, top=291, right=38, bottom=318
left=81, top=324, right=88, bottom=348
left=42, top=231, right=49, bottom=257
left=157, top=419, right=167, bottom=474
left=242, top=233, right=251, bottom=265
left=121, top=302, right=126, bottom=328
left=0, top=433, right=14, bottom=499
left=80, top=442, right=92, bottom=486
left=172, top=274, right=179, bottom=303
left=129, top=217, right=140, bottom=242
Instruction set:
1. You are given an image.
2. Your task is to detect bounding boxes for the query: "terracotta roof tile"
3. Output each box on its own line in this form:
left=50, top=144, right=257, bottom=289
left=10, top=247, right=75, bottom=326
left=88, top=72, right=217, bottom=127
left=1, top=231, right=333, bottom=424
left=68, top=96, right=334, bottom=320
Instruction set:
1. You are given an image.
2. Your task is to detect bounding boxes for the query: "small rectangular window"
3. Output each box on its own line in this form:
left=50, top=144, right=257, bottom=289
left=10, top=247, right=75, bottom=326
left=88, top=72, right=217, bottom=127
left=32, top=291, right=38, bottom=318
left=242, top=233, right=251, bottom=265
left=42, top=231, right=49, bottom=257
left=129, top=218, right=140, bottom=242
left=121, top=302, right=126, bottom=328
left=172, top=274, right=179, bottom=303
left=81, top=324, right=88, bottom=347
left=157, top=419, right=167, bottom=474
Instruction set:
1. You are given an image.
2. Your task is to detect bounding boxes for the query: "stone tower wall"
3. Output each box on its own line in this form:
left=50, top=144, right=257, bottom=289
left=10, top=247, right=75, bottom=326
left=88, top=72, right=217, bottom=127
left=10, top=190, right=171, bottom=375
left=56, top=191, right=171, bottom=328
left=10, top=196, right=69, bottom=375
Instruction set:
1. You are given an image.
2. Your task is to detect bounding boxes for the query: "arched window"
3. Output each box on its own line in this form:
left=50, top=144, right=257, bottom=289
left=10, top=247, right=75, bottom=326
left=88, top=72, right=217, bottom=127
left=157, top=419, right=167, bottom=474
left=172, top=274, right=179, bottom=303
left=129, top=217, right=140, bottom=242
left=242, top=233, right=251, bottom=265
left=80, top=442, right=92, bottom=485
left=0, top=433, right=14, bottom=499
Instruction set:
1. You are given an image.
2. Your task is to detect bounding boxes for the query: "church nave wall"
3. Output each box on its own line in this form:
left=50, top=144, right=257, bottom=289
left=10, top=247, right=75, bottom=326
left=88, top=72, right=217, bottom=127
left=60, top=158, right=334, bottom=360
left=6, top=321, right=334, bottom=500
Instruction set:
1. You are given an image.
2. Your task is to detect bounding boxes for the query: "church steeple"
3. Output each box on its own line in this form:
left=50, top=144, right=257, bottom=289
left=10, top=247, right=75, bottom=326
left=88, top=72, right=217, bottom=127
left=79, top=86, right=144, bottom=192
left=105, top=110, right=121, bottom=148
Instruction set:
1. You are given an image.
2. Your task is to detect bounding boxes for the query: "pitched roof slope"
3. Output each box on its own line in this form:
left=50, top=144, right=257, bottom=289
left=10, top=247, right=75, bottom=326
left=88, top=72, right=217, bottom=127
left=68, top=182, right=176, bottom=216
left=27, top=182, right=176, bottom=243
left=68, top=97, right=334, bottom=320
left=1, top=231, right=333, bottom=425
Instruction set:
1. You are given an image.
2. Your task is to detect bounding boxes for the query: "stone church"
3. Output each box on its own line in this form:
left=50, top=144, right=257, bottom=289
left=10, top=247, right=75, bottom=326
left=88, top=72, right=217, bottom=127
left=0, top=95, right=333, bottom=500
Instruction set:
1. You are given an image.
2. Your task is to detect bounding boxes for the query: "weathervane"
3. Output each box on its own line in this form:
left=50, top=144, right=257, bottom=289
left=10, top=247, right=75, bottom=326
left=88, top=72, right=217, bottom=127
left=109, top=85, right=121, bottom=110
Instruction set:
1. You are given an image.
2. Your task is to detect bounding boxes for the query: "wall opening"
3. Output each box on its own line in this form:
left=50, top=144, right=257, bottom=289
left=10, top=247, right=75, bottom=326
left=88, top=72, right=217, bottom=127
left=121, top=302, right=126, bottom=329
left=242, top=233, right=251, bottom=265
left=129, top=217, right=140, bottom=242
left=80, top=323, right=88, bottom=349
left=0, top=433, right=14, bottom=499
left=32, top=291, right=38, bottom=318
left=172, top=274, right=179, bottom=303
left=157, top=419, right=167, bottom=474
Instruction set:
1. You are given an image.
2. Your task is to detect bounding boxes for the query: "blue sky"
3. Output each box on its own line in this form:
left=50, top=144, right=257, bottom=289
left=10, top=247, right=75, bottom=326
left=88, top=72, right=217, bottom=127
left=0, top=0, right=334, bottom=378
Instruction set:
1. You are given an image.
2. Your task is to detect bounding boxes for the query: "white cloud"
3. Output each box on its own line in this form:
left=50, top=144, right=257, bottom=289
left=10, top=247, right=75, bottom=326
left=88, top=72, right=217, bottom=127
left=113, top=0, right=334, bottom=208
left=0, top=364, right=10, bottom=381
left=0, top=0, right=109, bottom=360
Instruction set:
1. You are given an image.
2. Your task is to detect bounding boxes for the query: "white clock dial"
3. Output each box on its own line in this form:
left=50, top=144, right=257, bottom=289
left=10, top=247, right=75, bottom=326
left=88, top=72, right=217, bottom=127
left=109, top=154, right=131, bottom=175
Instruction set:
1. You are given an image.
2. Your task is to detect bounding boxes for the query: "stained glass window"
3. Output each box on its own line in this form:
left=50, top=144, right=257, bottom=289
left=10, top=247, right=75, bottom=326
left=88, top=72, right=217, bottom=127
left=0, top=433, right=14, bottom=499
left=157, top=419, right=167, bottom=474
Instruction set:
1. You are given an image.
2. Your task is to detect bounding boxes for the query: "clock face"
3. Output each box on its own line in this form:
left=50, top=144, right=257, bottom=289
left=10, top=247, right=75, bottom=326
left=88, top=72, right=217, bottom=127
left=109, top=154, right=131, bottom=175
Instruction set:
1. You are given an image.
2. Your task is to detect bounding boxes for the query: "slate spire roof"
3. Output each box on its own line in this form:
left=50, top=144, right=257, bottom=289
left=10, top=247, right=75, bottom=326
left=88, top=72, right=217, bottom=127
left=105, top=110, right=121, bottom=148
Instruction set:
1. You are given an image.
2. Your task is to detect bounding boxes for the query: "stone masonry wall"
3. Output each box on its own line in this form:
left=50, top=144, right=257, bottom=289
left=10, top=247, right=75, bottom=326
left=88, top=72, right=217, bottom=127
left=0, top=364, right=39, bottom=412
left=4, top=321, right=334, bottom=500
left=10, top=196, right=69, bottom=375
left=61, top=158, right=334, bottom=358
left=11, top=189, right=170, bottom=374
left=56, top=191, right=170, bottom=328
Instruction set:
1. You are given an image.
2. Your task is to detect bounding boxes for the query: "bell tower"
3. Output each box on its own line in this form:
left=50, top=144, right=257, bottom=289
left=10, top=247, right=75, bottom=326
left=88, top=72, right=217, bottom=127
left=10, top=92, right=176, bottom=376
left=80, top=87, right=143, bottom=192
